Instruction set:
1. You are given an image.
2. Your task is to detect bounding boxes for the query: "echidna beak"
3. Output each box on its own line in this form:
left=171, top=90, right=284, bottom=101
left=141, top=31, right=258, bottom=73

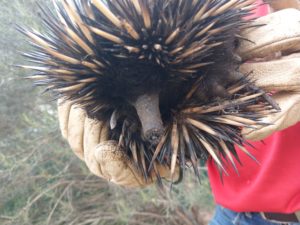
left=132, top=93, right=164, bottom=145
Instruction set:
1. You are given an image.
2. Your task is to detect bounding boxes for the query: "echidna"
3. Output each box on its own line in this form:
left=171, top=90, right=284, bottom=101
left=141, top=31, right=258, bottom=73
left=20, top=0, right=278, bottom=181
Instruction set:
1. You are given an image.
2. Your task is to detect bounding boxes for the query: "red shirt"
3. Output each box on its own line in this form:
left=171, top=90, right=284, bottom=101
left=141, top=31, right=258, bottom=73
left=207, top=2, right=300, bottom=213
left=208, top=123, right=300, bottom=213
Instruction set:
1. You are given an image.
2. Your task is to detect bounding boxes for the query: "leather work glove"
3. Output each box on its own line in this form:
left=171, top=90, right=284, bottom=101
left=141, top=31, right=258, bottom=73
left=239, top=3, right=300, bottom=141
left=57, top=2, right=300, bottom=187
left=264, top=0, right=300, bottom=12
left=57, top=99, right=178, bottom=188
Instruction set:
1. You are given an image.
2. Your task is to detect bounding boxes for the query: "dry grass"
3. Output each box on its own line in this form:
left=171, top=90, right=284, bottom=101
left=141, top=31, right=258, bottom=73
left=1, top=147, right=214, bottom=225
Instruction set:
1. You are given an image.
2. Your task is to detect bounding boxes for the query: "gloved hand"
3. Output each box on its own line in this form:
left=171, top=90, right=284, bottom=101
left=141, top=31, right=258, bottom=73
left=57, top=2, right=300, bottom=187
left=57, top=99, right=178, bottom=188
left=239, top=6, right=300, bottom=141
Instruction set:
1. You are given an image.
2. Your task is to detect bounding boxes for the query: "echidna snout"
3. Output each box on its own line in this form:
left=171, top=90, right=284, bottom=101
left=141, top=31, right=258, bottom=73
left=132, top=93, right=164, bottom=145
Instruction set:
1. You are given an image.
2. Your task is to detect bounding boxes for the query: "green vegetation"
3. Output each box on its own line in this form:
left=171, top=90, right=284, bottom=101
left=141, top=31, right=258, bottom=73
left=0, top=1, right=214, bottom=224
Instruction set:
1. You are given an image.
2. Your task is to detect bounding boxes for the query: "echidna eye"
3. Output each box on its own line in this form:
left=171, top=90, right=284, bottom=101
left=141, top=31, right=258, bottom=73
left=234, top=39, right=240, bottom=49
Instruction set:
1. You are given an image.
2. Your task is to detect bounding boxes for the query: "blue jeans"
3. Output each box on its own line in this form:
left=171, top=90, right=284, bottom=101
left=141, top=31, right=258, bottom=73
left=209, top=205, right=300, bottom=225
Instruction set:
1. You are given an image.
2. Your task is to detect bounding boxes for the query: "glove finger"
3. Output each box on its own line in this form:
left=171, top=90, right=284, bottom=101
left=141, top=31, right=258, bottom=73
left=242, top=91, right=300, bottom=141
left=67, top=104, right=86, bottom=160
left=99, top=122, right=109, bottom=143
left=94, top=140, right=180, bottom=187
left=83, top=117, right=106, bottom=177
left=57, top=99, right=72, bottom=139
left=238, top=9, right=300, bottom=60
left=240, top=56, right=300, bottom=91
left=267, top=0, right=300, bottom=11
left=94, top=140, right=150, bottom=188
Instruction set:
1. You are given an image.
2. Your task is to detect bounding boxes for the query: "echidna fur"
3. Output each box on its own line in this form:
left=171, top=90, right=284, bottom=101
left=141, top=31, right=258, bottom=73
left=20, top=0, right=279, bottom=182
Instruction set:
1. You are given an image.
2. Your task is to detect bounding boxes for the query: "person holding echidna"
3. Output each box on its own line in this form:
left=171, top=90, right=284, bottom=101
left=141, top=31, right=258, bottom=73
left=21, top=0, right=300, bottom=224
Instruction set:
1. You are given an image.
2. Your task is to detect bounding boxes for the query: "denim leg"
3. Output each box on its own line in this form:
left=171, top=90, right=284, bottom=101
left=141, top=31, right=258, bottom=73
left=208, top=206, right=242, bottom=225
left=208, top=206, right=300, bottom=225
